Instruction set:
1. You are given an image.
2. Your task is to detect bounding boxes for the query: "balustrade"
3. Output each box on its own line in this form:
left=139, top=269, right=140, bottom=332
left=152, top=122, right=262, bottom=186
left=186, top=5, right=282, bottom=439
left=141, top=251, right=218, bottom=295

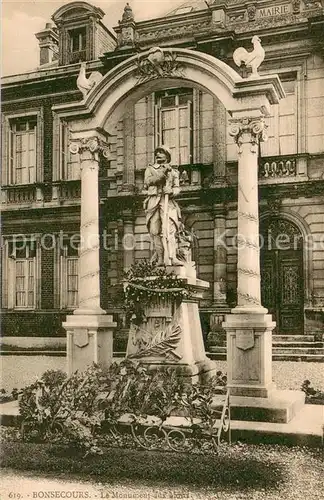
left=2, top=185, right=40, bottom=206
left=258, top=155, right=308, bottom=180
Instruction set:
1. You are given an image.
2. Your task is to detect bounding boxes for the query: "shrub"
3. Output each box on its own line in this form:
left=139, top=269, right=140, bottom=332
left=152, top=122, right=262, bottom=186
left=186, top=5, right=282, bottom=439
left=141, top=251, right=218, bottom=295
left=18, top=361, right=228, bottom=456
left=301, top=380, right=324, bottom=405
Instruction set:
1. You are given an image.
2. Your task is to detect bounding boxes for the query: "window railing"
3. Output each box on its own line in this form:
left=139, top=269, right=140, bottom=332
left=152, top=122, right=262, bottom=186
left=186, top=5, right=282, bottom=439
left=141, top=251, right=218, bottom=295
left=258, top=155, right=308, bottom=180
left=4, top=185, right=37, bottom=204
left=59, top=180, right=81, bottom=200
left=69, top=50, right=87, bottom=64
left=259, top=157, right=297, bottom=178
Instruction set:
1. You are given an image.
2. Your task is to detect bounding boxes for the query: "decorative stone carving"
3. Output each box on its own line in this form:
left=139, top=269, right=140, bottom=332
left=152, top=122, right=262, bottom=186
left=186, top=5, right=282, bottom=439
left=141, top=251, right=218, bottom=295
left=259, top=157, right=297, bottom=178
left=76, top=62, right=103, bottom=100
left=304, top=0, right=322, bottom=9
left=236, top=329, right=255, bottom=350
left=120, top=3, right=134, bottom=23
left=292, top=0, right=301, bottom=14
left=228, top=12, right=246, bottom=23
left=138, top=20, right=211, bottom=43
left=247, top=4, right=257, bottom=21
left=266, top=198, right=282, bottom=214
left=69, top=136, right=110, bottom=161
left=179, top=170, right=190, bottom=186
left=229, top=117, right=267, bottom=153
left=233, top=35, right=265, bottom=77
left=116, top=3, right=136, bottom=48
left=128, top=319, right=182, bottom=361
left=135, top=47, right=184, bottom=84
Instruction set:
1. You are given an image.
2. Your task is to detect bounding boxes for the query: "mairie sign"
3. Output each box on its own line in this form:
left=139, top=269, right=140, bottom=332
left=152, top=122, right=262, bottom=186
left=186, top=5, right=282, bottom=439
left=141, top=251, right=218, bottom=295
left=258, top=4, right=292, bottom=17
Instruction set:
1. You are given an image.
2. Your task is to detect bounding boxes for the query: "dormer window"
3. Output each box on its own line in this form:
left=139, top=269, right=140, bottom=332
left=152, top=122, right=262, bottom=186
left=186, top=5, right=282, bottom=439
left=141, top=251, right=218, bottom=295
left=69, top=27, right=87, bottom=63
left=52, top=2, right=116, bottom=66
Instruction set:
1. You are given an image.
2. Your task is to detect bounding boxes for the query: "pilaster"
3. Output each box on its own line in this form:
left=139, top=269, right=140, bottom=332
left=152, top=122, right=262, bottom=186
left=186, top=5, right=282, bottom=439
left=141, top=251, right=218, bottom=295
left=121, top=108, right=135, bottom=192
left=122, top=209, right=135, bottom=271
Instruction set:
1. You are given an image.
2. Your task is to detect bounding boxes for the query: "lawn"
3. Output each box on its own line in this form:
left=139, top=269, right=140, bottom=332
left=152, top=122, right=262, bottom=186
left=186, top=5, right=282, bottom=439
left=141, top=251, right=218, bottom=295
left=1, top=434, right=323, bottom=500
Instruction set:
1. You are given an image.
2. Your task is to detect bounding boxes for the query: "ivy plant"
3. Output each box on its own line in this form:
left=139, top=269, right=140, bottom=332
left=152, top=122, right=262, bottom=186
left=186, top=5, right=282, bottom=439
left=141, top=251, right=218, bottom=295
left=118, top=260, right=193, bottom=324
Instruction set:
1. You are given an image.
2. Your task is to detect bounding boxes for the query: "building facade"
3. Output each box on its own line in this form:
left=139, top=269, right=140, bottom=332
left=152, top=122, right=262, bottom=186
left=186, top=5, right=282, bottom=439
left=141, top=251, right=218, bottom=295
left=1, top=0, right=324, bottom=353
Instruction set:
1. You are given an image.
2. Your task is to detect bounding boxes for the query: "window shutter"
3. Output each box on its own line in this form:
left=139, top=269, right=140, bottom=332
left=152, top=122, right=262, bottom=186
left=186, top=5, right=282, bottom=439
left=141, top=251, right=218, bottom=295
left=8, top=251, right=15, bottom=309
left=35, top=239, right=41, bottom=309
left=36, top=108, right=44, bottom=182
left=52, top=113, right=60, bottom=181
left=1, top=116, right=10, bottom=185
left=60, top=251, right=67, bottom=308
left=192, top=89, right=200, bottom=163
left=9, top=128, right=14, bottom=185
left=61, top=121, right=68, bottom=180
left=154, top=102, right=161, bottom=149
left=187, top=99, right=193, bottom=164
left=28, top=258, right=35, bottom=308
left=1, top=241, right=8, bottom=308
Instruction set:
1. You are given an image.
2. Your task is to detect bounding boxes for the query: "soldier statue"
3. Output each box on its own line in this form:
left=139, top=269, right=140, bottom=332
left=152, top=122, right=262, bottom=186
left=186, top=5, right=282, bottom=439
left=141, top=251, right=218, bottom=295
left=143, top=146, right=184, bottom=266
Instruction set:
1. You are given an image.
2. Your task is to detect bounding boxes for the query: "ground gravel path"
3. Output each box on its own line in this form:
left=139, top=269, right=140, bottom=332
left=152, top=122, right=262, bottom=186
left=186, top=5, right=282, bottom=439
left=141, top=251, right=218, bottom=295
left=1, top=444, right=323, bottom=500
left=215, top=361, right=323, bottom=390
left=2, top=358, right=323, bottom=392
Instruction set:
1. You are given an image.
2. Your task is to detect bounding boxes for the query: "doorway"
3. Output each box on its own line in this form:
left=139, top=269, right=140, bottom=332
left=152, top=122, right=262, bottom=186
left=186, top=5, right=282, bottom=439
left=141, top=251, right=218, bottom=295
left=260, top=218, right=304, bottom=334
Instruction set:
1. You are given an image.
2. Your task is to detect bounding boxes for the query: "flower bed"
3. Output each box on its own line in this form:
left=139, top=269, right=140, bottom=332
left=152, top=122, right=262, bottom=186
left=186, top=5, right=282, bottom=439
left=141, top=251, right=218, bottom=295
left=18, top=361, right=229, bottom=456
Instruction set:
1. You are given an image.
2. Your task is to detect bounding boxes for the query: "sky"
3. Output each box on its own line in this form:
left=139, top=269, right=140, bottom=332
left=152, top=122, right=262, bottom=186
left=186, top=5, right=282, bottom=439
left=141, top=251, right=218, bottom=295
left=2, top=0, right=185, bottom=76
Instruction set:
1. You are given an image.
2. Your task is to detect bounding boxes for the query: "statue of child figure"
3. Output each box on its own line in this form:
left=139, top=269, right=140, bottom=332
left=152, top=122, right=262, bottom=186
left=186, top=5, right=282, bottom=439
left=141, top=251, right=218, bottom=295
left=143, top=146, right=184, bottom=266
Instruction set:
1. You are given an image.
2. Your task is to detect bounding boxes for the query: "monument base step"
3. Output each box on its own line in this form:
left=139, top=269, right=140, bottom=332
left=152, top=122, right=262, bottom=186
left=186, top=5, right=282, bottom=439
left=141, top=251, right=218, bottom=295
left=134, top=358, right=216, bottom=384
left=228, top=389, right=306, bottom=423
left=0, top=401, right=322, bottom=448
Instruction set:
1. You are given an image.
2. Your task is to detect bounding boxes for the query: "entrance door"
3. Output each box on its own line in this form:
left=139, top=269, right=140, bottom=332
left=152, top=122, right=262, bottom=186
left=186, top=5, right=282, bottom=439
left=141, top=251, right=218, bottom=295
left=260, top=218, right=304, bottom=334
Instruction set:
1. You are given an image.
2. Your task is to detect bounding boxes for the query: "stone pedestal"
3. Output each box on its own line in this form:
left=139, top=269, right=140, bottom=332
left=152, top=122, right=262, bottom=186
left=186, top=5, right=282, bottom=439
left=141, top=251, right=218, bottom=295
left=64, top=314, right=116, bottom=374
left=126, top=265, right=216, bottom=383
left=223, top=312, right=275, bottom=398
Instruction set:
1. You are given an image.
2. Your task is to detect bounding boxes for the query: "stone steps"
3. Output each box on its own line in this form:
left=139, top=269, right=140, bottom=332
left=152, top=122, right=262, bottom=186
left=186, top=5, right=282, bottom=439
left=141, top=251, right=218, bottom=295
left=272, top=347, right=324, bottom=354
left=208, top=352, right=324, bottom=362
left=208, top=333, right=324, bottom=362
left=273, top=335, right=316, bottom=342
left=273, top=342, right=324, bottom=348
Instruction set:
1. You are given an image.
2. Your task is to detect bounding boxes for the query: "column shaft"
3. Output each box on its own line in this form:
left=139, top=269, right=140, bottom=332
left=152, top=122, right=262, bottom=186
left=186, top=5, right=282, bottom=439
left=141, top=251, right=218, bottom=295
left=229, top=118, right=267, bottom=313
left=236, top=140, right=261, bottom=307
left=77, top=150, right=102, bottom=313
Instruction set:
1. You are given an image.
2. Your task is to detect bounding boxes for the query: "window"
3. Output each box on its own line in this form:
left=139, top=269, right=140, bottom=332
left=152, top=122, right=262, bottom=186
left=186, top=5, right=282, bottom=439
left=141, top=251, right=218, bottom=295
left=2, top=239, right=40, bottom=309
left=1, top=110, right=43, bottom=186
left=155, top=89, right=193, bottom=165
left=60, top=242, right=79, bottom=309
left=261, top=79, right=297, bottom=156
left=59, top=121, right=80, bottom=180
left=69, top=27, right=87, bottom=63
left=10, top=117, right=36, bottom=184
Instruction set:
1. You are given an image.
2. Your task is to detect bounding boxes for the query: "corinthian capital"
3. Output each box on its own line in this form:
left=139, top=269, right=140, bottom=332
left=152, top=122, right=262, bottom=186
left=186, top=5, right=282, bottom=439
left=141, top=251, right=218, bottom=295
left=69, top=136, right=111, bottom=160
left=229, top=117, right=267, bottom=153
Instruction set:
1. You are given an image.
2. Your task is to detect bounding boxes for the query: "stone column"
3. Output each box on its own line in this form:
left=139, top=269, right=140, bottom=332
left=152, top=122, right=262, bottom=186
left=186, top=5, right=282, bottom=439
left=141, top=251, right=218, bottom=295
left=223, top=112, right=304, bottom=423
left=223, top=115, right=276, bottom=398
left=75, top=138, right=105, bottom=315
left=63, top=135, right=116, bottom=374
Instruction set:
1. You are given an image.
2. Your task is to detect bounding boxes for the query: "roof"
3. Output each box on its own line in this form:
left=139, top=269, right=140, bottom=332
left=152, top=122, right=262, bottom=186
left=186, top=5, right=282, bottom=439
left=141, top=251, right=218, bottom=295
left=164, top=0, right=209, bottom=17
